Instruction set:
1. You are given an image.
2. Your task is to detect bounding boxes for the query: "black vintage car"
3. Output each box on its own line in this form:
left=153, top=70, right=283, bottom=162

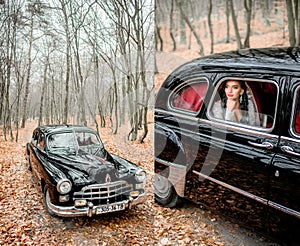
left=26, top=125, right=146, bottom=217
left=154, top=47, right=300, bottom=245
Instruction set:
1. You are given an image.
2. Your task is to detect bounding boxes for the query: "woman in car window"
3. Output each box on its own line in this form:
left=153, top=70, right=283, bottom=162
left=212, top=80, right=259, bottom=125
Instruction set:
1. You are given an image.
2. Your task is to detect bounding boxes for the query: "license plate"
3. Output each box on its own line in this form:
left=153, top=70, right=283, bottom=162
left=96, top=203, right=125, bottom=214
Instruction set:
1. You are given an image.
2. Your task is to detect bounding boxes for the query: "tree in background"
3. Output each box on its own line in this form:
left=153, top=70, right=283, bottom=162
left=155, top=0, right=290, bottom=54
left=0, top=0, right=154, bottom=142
left=286, top=0, right=299, bottom=46
left=175, top=0, right=204, bottom=56
left=243, top=0, right=253, bottom=48
left=208, top=0, right=214, bottom=54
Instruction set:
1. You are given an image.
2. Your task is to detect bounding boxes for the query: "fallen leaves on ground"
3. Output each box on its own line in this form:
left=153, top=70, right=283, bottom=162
left=1, top=22, right=286, bottom=244
left=0, top=122, right=274, bottom=246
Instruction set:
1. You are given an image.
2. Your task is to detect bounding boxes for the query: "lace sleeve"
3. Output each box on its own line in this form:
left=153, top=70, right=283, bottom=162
left=247, top=99, right=260, bottom=126
left=211, top=101, right=224, bottom=119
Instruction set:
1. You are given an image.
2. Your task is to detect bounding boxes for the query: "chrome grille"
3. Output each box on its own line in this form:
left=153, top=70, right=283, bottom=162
left=73, top=181, right=133, bottom=203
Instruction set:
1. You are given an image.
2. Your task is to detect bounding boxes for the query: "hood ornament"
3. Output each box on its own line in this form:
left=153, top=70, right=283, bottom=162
left=105, top=173, right=111, bottom=183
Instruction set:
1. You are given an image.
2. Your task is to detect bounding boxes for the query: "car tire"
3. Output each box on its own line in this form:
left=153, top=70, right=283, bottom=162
left=154, top=174, right=182, bottom=208
left=43, top=186, right=56, bottom=216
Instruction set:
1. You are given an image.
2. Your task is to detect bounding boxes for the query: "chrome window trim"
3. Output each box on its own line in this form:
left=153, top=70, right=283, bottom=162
left=206, top=77, right=279, bottom=133
left=155, top=157, right=187, bottom=170
left=280, top=135, right=300, bottom=144
left=193, top=170, right=300, bottom=219
left=268, top=201, right=300, bottom=219
left=155, top=108, right=279, bottom=140
left=156, top=108, right=200, bottom=123
left=290, top=86, right=300, bottom=138
left=198, top=118, right=279, bottom=139
left=167, top=77, right=209, bottom=115
left=192, top=170, right=268, bottom=205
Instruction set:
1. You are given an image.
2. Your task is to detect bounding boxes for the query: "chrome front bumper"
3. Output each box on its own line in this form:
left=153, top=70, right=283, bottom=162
left=45, top=192, right=146, bottom=217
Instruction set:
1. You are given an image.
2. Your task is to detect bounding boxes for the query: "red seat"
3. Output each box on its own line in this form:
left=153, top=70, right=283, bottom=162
left=295, top=110, right=300, bottom=134
left=174, top=83, right=208, bottom=112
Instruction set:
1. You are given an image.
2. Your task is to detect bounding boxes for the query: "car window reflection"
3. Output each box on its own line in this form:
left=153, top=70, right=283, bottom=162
left=75, top=131, right=103, bottom=155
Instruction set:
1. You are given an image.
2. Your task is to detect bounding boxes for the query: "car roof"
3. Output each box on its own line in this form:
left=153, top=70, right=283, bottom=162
left=167, top=47, right=300, bottom=83
left=36, top=125, right=96, bottom=135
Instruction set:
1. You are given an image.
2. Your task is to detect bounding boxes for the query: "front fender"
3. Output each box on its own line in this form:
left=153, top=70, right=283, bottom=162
left=155, top=122, right=187, bottom=197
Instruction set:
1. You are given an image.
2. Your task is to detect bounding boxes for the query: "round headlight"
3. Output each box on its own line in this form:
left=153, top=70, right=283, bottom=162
left=57, top=179, right=72, bottom=194
left=135, top=170, right=146, bottom=182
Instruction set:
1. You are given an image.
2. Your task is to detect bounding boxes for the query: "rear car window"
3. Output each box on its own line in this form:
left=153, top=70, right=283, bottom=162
left=169, top=79, right=208, bottom=113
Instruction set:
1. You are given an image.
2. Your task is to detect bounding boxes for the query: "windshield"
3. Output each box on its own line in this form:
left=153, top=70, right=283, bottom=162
left=48, top=132, right=76, bottom=149
left=47, top=130, right=103, bottom=155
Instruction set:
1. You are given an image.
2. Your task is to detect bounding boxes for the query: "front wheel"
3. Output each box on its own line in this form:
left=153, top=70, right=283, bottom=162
left=154, top=174, right=182, bottom=208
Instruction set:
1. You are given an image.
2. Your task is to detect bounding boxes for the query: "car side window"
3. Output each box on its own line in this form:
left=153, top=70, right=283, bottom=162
left=209, top=78, right=278, bottom=130
left=169, top=79, right=208, bottom=113
left=292, top=86, right=300, bottom=135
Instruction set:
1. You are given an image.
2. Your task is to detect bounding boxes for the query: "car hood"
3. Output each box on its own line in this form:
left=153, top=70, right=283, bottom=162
left=46, top=150, right=132, bottom=185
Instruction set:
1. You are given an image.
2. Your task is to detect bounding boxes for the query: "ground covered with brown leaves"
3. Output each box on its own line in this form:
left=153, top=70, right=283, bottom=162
left=0, top=17, right=286, bottom=245
left=0, top=121, right=278, bottom=246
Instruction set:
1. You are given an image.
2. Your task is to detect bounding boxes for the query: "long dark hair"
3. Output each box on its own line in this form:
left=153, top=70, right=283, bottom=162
left=219, top=80, right=248, bottom=111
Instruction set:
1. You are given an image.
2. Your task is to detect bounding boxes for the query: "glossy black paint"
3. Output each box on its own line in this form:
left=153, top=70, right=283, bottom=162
left=26, top=125, right=146, bottom=217
left=155, top=47, right=300, bottom=245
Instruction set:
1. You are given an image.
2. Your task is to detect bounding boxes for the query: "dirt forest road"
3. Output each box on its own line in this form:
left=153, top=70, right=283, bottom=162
left=0, top=120, right=279, bottom=246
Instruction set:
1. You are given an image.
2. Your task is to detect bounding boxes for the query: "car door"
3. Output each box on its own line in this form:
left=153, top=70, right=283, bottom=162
left=30, top=130, right=46, bottom=181
left=187, top=74, right=282, bottom=231
left=29, top=130, right=40, bottom=177
left=268, top=78, right=300, bottom=244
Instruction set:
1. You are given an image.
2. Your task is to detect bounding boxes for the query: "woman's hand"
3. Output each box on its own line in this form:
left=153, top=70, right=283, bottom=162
left=226, top=99, right=242, bottom=122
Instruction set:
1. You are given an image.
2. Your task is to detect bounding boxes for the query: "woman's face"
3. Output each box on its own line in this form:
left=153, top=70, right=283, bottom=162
left=224, top=80, right=244, bottom=101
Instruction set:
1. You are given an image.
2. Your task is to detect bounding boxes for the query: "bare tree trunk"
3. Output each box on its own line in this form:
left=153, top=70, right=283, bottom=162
left=98, top=104, right=106, bottom=128
left=59, top=0, right=71, bottom=124
left=228, top=0, right=242, bottom=49
left=208, top=0, right=214, bottom=54
left=179, top=1, right=186, bottom=45
left=176, top=0, right=204, bottom=56
left=14, top=66, right=23, bottom=142
left=3, top=43, right=12, bottom=140
left=226, top=0, right=230, bottom=43
left=0, top=72, right=5, bottom=123
left=170, top=0, right=176, bottom=51
left=63, top=46, right=70, bottom=124
left=156, top=26, right=164, bottom=51
left=38, top=62, right=48, bottom=126
left=244, top=0, right=253, bottom=48
left=295, top=0, right=300, bottom=45
left=3, top=62, right=11, bottom=141
left=112, top=73, right=118, bottom=134
left=261, top=0, right=271, bottom=25
left=286, top=0, right=296, bottom=46
left=21, top=13, right=34, bottom=128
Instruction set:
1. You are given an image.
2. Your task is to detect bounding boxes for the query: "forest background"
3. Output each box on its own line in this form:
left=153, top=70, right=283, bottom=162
left=0, top=0, right=298, bottom=143
left=0, top=0, right=299, bottom=245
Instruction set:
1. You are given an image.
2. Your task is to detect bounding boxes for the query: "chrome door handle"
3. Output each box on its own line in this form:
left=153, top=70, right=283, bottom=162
left=281, top=146, right=300, bottom=157
left=248, top=141, right=273, bottom=150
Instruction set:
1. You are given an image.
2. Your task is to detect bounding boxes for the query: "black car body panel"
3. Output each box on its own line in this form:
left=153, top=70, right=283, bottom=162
left=154, top=47, right=300, bottom=245
left=26, top=125, right=146, bottom=217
